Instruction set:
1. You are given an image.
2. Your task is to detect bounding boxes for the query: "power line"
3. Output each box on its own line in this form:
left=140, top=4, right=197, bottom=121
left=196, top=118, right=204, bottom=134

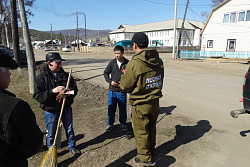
left=144, top=0, right=186, bottom=6
left=188, top=7, right=206, bottom=22
left=56, top=0, right=66, bottom=14
left=64, top=0, right=72, bottom=12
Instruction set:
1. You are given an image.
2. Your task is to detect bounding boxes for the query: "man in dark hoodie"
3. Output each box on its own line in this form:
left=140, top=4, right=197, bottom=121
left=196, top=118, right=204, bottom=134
left=0, top=53, right=43, bottom=166
left=104, top=45, right=129, bottom=132
left=33, top=52, right=80, bottom=155
left=120, top=32, right=164, bottom=165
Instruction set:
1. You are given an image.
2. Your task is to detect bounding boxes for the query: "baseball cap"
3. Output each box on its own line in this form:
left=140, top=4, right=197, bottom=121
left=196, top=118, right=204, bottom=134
left=46, top=52, right=65, bottom=62
left=132, top=32, right=149, bottom=45
left=0, top=52, right=18, bottom=69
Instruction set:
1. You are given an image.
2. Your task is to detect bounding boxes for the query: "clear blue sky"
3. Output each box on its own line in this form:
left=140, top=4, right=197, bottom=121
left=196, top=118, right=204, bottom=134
left=27, top=0, right=213, bottom=31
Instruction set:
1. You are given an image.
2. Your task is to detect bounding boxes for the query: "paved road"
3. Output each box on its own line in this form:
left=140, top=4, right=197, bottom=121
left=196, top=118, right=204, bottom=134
left=34, top=50, right=250, bottom=166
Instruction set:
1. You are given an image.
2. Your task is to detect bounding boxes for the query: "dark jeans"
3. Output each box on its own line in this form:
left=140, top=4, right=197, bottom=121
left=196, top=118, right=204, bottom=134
left=107, top=90, right=127, bottom=125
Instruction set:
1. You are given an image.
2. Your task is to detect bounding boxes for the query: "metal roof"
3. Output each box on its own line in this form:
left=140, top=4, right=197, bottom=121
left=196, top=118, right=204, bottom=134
left=110, top=19, right=204, bottom=34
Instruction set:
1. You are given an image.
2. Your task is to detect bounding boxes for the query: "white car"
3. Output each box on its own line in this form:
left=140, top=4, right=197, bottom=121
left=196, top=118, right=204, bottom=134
left=62, top=45, right=71, bottom=52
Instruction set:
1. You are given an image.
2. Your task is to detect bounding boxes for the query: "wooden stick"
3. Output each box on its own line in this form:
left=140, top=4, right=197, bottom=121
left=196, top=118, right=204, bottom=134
left=53, top=69, right=72, bottom=146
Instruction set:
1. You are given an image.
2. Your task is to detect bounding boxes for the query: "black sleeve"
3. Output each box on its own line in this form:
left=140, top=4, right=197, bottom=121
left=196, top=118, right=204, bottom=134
left=104, top=61, right=112, bottom=84
left=6, top=100, right=43, bottom=159
left=33, top=76, right=55, bottom=104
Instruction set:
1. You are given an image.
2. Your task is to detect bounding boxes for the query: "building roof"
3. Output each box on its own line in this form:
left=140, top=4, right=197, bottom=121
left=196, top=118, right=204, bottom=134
left=200, top=0, right=230, bottom=35
left=109, top=19, right=204, bottom=34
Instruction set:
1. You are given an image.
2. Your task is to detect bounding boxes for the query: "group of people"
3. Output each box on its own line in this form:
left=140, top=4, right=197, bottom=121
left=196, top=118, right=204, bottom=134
left=0, top=32, right=164, bottom=166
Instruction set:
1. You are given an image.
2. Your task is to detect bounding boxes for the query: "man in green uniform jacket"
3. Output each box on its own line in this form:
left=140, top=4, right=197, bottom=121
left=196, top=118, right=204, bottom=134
left=120, top=32, right=164, bottom=165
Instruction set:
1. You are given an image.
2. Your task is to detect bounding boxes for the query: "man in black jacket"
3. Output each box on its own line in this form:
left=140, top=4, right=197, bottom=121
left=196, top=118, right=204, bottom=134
left=0, top=53, right=43, bottom=167
left=104, top=45, right=129, bottom=132
left=33, top=52, right=80, bottom=155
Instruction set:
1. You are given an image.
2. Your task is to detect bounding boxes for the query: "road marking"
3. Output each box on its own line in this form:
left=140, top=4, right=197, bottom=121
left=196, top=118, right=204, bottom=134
left=166, top=77, right=217, bottom=88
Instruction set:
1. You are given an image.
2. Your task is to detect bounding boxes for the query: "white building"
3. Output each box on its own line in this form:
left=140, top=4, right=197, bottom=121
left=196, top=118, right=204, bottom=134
left=201, top=0, right=250, bottom=52
left=109, top=19, right=204, bottom=47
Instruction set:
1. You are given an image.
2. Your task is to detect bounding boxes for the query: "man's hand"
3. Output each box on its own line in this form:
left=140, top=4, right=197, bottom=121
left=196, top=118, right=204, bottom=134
left=52, top=86, right=66, bottom=93
left=56, top=89, right=69, bottom=102
left=111, top=81, right=119, bottom=87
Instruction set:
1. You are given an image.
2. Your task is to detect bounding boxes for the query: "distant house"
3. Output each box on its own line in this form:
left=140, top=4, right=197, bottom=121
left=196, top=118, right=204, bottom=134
left=200, top=0, right=250, bottom=52
left=109, top=19, right=204, bottom=47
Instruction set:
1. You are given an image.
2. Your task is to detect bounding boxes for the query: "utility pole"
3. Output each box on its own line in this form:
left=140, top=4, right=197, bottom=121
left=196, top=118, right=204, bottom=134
left=18, top=0, right=36, bottom=94
left=76, top=12, right=79, bottom=51
left=84, top=13, right=86, bottom=42
left=10, top=0, right=21, bottom=65
left=177, top=0, right=189, bottom=58
left=172, top=0, right=178, bottom=59
left=50, top=23, right=53, bottom=48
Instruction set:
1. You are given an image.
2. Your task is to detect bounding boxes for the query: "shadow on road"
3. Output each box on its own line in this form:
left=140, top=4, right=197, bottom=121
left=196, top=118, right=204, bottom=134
left=106, top=120, right=211, bottom=167
left=240, top=129, right=250, bottom=137
left=157, top=105, right=176, bottom=123
left=82, top=74, right=104, bottom=81
left=62, top=58, right=111, bottom=66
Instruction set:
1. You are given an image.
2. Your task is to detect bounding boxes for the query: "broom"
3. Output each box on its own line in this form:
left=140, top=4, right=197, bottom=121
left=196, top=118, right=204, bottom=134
left=40, top=69, right=72, bottom=167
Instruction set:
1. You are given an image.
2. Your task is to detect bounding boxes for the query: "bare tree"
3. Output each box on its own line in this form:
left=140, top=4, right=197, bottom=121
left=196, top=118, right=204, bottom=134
left=201, top=0, right=225, bottom=19
left=0, top=0, right=35, bottom=46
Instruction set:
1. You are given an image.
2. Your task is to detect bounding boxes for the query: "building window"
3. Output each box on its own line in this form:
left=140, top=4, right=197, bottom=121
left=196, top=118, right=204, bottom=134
left=182, top=40, right=187, bottom=46
left=238, top=11, right=245, bottom=21
left=223, top=13, right=229, bottom=23
left=207, top=40, right=213, bottom=48
left=230, top=12, right=236, bottom=23
left=247, top=10, right=250, bottom=21
left=227, top=39, right=236, bottom=51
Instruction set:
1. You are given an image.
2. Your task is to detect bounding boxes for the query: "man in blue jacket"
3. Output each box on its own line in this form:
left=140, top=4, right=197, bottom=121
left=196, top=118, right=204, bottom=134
left=104, top=45, right=129, bottom=132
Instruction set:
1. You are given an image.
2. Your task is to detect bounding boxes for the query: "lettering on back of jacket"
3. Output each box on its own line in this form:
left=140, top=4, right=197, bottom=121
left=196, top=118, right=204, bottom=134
left=146, top=74, right=162, bottom=89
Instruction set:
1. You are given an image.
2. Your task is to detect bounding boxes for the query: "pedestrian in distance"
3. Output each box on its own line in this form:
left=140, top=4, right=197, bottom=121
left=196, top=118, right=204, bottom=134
left=0, top=53, right=43, bottom=167
left=33, top=52, right=80, bottom=155
left=120, top=32, right=164, bottom=165
left=104, top=45, right=129, bottom=132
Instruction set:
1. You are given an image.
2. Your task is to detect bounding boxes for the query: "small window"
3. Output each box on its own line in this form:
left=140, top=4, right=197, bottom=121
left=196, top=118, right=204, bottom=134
left=223, top=13, right=229, bottom=23
left=230, top=12, right=236, bottom=23
left=246, top=10, right=250, bottom=21
left=207, top=40, right=213, bottom=48
left=182, top=40, right=187, bottom=46
left=227, top=39, right=236, bottom=51
left=238, top=11, right=245, bottom=21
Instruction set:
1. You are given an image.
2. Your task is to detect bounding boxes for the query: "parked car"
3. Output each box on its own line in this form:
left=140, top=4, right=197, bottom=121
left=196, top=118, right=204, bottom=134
left=230, top=67, right=250, bottom=118
left=62, top=45, right=71, bottom=52
left=20, top=50, right=27, bottom=64
left=0, top=48, right=14, bottom=58
left=43, top=47, right=51, bottom=52
left=51, top=47, right=59, bottom=51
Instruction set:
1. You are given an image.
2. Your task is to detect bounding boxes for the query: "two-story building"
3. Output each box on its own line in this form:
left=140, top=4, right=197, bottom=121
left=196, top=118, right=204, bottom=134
left=109, top=19, right=204, bottom=47
left=201, top=0, right=250, bottom=52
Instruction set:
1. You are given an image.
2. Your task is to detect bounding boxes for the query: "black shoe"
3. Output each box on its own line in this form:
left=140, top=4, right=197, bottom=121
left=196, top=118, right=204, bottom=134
left=134, top=157, right=153, bottom=165
left=70, top=148, right=81, bottom=155
left=121, top=124, right=127, bottom=132
left=106, top=125, right=113, bottom=132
